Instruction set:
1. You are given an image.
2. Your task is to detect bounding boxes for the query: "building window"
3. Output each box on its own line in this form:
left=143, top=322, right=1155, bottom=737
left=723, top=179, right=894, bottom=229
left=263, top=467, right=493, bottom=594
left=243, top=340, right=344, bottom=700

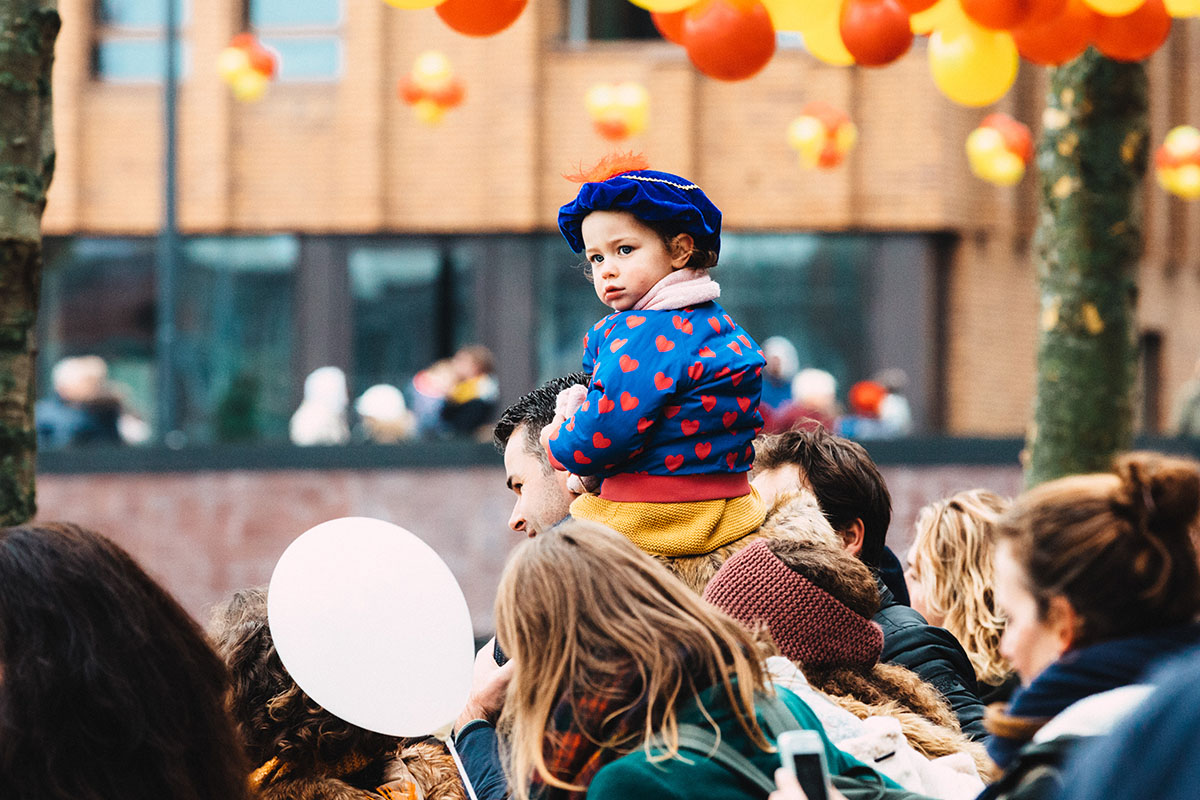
left=246, top=0, right=342, bottom=81
left=565, top=0, right=659, bottom=42
left=92, top=0, right=189, bottom=82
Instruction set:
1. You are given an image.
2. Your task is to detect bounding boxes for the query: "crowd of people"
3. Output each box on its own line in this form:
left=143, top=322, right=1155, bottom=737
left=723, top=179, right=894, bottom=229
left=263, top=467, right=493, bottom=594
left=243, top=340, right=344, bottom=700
left=13, top=160, right=1200, bottom=800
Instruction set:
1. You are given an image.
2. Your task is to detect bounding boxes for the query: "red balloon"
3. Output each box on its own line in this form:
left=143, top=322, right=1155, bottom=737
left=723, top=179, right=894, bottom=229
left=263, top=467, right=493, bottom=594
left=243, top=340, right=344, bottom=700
left=896, top=0, right=938, bottom=11
left=653, top=10, right=687, bottom=44
left=839, top=0, right=913, bottom=67
left=435, top=0, right=527, bottom=37
left=981, top=113, right=1034, bottom=163
left=1011, top=0, right=1099, bottom=65
left=961, top=0, right=1040, bottom=29
left=682, top=0, right=777, bottom=82
left=1093, top=0, right=1172, bottom=62
left=1023, top=0, right=1067, bottom=26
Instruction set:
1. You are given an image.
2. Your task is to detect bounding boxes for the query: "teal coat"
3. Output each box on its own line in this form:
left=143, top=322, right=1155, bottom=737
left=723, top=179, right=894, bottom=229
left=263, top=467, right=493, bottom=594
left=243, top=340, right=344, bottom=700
left=586, top=685, right=896, bottom=800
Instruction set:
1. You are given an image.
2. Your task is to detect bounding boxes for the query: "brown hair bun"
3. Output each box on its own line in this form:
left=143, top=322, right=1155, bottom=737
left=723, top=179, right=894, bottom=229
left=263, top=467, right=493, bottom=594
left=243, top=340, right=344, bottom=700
left=1113, top=452, right=1200, bottom=534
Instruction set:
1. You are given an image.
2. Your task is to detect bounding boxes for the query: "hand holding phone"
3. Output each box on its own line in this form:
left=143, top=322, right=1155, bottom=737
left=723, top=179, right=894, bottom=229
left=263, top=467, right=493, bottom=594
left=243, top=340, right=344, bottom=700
left=777, top=730, right=830, bottom=800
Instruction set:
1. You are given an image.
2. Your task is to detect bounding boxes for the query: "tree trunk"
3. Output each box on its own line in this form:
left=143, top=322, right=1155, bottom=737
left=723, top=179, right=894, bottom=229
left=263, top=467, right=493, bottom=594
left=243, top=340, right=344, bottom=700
left=1025, top=49, right=1148, bottom=488
left=0, top=0, right=59, bottom=524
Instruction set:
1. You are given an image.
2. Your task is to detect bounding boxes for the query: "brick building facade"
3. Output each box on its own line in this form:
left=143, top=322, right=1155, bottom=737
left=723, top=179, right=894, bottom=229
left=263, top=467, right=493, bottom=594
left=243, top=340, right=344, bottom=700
left=43, top=0, right=1200, bottom=435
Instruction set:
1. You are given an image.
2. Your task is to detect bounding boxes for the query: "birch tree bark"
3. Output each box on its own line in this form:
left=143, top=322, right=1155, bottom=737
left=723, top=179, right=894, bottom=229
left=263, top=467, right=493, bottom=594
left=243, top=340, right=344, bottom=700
left=0, top=0, right=59, bottom=523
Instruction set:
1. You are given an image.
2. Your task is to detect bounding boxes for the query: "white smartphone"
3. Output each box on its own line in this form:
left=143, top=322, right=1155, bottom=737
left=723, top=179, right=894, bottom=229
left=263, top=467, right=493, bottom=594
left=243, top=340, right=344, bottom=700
left=777, top=729, right=831, bottom=800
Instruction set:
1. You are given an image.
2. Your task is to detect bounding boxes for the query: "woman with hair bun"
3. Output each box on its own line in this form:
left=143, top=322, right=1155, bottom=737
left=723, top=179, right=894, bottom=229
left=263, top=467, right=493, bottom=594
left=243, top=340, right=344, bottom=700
left=905, top=490, right=1018, bottom=705
left=980, top=452, right=1200, bottom=800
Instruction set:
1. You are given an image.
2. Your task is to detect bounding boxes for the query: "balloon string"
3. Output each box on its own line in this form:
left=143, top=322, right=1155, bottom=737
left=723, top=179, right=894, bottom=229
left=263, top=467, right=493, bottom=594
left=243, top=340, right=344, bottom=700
left=445, top=735, right=480, bottom=800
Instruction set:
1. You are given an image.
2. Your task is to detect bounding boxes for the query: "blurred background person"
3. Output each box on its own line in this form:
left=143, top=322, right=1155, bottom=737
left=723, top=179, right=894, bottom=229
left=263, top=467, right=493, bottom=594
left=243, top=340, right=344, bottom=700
left=767, top=367, right=839, bottom=434
left=761, top=336, right=801, bottom=414
left=36, top=355, right=137, bottom=449
left=290, top=366, right=350, bottom=446
left=355, top=383, right=416, bottom=444
left=906, top=490, right=1017, bottom=705
left=440, top=345, right=498, bottom=438
left=875, top=368, right=913, bottom=437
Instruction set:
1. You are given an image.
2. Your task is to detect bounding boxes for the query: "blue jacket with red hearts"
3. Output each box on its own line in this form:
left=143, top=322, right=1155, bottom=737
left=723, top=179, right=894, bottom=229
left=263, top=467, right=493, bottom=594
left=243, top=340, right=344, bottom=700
left=547, top=301, right=765, bottom=494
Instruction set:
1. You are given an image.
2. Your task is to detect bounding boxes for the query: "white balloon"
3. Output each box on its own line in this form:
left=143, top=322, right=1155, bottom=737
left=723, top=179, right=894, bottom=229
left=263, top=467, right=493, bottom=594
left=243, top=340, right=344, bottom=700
left=268, top=517, right=474, bottom=737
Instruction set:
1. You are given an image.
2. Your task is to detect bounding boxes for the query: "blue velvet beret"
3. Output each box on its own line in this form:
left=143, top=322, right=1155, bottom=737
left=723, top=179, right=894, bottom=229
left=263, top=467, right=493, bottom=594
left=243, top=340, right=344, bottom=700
left=557, top=170, right=722, bottom=256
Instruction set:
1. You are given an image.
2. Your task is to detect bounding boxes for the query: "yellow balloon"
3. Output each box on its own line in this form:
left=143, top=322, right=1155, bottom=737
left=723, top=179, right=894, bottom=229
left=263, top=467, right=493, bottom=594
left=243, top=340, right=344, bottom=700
left=929, top=23, right=1018, bottom=107
left=217, top=47, right=251, bottom=84
left=1082, top=0, right=1146, bottom=14
left=763, top=0, right=839, bottom=32
left=383, top=0, right=447, bottom=8
left=911, top=0, right=969, bottom=35
left=1164, top=0, right=1200, bottom=16
left=627, top=0, right=701, bottom=12
left=1170, top=165, right=1200, bottom=199
left=800, top=3, right=854, bottom=66
left=413, top=98, right=447, bottom=125
left=231, top=69, right=269, bottom=102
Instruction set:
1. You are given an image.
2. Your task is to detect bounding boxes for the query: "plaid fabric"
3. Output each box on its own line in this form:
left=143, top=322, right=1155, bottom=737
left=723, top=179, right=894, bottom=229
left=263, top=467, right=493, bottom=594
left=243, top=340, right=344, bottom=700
left=530, top=677, right=644, bottom=800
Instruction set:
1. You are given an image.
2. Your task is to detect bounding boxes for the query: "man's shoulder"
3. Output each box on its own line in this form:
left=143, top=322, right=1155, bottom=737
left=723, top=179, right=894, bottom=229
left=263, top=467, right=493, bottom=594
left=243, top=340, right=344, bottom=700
left=874, top=604, right=975, bottom=675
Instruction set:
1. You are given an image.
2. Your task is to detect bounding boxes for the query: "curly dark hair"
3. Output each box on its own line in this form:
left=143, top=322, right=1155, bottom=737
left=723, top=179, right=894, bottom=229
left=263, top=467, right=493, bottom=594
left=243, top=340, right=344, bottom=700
left=209, top=588, right=399, bottom=784
left=0, top=523, right=250, bottom=800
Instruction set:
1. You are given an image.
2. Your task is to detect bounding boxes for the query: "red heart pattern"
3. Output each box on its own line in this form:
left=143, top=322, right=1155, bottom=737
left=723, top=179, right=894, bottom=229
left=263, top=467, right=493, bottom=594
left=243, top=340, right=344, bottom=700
left=598, top=395, right=615, bottom=413
left=701, top=395, right=716, bottom=411
left=708, top=317, right=721, bottom=332
left=656, top=335, right=675, bottom=352
left=620, top=392, right=639, bottom=411
left=637, top=417, right=653, bottom=433
left=731, top=371, right=745, bottom=386
left=609, top=338, right=627, bottom=353
left=738, top=396, right=752, bottom=412
left=695, top=442, right=712, bottom=459
left=626, top=315, right=646, bottom=328
left=654, top=372, right=674, bottom=391
left=681, top=419, right=700, bottom=436
left=728, top=341, right=742, bottom=355
left=665, top=454, right=685, bottom=471
left=723, top=411, right=738, bottom=428
left=665, top=406, right=682, bottom=418
left=726, top=453, right=737, bottom=469
left=688, top=362, right=704, bottom=381
left=593, top=432, right=611, bottom=448
left=574, top=450, right=591, bottom=465
left=672, top=315, right=694, bottom=334
left=699, top=347, right=716, bottom=358
left=620, top=355, right=639, bottom=372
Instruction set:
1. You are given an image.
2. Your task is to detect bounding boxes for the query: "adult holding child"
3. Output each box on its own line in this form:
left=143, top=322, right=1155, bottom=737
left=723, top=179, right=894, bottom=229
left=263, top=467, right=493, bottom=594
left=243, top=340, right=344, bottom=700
left=543, top=154, right=768, bottom=559
left=981, top=452, right=1200, bottom=800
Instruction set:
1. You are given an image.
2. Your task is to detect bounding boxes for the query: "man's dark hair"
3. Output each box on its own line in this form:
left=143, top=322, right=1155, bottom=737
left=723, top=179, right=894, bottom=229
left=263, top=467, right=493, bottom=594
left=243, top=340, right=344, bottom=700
left=755, top=428, right=892, bottom=568
left=492, top=372, right=591, bottom=462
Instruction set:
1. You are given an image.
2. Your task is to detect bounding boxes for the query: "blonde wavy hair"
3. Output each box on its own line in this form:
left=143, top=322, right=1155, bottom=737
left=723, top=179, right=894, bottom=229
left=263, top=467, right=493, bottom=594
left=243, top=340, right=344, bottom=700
left=495, top=520, right=770, bottom=800
left=907, top=490, right=1014, bottom=687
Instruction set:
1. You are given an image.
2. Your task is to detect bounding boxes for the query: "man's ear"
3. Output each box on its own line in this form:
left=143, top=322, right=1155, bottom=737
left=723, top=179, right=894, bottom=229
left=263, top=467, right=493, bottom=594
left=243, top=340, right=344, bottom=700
left=1045, top=595, right=1081, bottom=655
left=839, top=518, right=865, bottom=558
left=668, top=233, right=695, bottom=270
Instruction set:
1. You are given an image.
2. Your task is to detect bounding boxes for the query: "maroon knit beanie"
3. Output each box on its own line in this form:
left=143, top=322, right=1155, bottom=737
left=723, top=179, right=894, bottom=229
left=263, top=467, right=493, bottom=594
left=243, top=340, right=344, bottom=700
left=704, top=540, right=883, bottom=668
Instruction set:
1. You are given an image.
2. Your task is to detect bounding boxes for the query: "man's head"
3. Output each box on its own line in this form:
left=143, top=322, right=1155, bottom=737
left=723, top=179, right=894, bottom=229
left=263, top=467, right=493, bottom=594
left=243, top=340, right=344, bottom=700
left=493, top=373, right=590, bottom=536
left=751, top=428, right=892, bottom=569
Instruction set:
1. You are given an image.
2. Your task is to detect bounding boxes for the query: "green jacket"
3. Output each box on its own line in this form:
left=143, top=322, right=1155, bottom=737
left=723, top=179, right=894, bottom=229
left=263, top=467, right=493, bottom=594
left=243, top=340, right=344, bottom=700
left=586, top=685, right=902, bottom=800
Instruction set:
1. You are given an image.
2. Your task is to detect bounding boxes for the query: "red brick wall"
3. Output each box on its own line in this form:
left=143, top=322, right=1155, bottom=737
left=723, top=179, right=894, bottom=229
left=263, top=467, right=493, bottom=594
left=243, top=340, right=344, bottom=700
left=34, top=464, right=1023, bottom=633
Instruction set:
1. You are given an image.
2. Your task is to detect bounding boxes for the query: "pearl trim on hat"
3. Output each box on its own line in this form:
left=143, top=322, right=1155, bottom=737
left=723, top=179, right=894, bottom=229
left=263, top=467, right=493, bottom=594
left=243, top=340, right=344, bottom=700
left=624, top=175, right=700, bottom=190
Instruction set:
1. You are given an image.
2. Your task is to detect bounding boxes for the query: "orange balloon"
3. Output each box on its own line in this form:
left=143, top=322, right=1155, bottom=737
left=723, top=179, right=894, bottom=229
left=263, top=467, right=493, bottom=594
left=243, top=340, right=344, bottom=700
left=682, top=0, right=777, bottom=81
left=839, top=0, right=913, bottom=67
left=652, top=9, right=687, bottom=43
left=962, top=0, right=1040, bottom=28
left=435, top=0, right=527, bottom=36
left=1093, top=0, right=1172, bottom=61
left=1011, top=0, right=1099, bottom=65
left=896, top=0, right=938, bottom=11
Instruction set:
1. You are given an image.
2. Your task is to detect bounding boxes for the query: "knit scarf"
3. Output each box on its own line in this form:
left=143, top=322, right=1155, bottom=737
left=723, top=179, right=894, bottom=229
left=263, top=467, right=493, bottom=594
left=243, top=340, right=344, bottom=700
left=986, top=623, right=1200, bottom=769
left=632, top=269, right=720, bottom=311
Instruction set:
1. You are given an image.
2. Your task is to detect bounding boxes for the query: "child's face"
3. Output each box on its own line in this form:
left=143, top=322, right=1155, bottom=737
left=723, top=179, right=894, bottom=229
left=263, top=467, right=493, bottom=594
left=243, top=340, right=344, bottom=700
left=581, top=210, right=687, bottom=311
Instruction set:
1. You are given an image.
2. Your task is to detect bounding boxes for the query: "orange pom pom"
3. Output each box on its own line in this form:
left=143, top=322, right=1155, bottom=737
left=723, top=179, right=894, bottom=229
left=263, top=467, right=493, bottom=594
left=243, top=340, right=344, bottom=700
left=564, top=152, right=652, bottom=184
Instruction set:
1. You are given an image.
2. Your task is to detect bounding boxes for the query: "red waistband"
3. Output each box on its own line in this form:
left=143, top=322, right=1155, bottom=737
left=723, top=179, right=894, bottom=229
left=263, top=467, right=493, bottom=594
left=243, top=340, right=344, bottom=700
left=599, top=472, right=752, bottom=502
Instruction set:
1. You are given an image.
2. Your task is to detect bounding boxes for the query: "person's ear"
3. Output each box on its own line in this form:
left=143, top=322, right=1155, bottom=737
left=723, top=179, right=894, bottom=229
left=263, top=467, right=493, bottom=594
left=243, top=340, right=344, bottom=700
left=1045, top=595, right=1081, bottom=655
left=668, top=233, right=695, bottom=270
left=840, top=518, right=865, bottom=559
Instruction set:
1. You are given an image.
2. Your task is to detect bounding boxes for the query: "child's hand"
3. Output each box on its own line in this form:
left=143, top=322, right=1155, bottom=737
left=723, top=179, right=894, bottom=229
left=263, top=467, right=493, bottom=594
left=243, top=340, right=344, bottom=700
left=539, top=414, right=567, bottom=465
